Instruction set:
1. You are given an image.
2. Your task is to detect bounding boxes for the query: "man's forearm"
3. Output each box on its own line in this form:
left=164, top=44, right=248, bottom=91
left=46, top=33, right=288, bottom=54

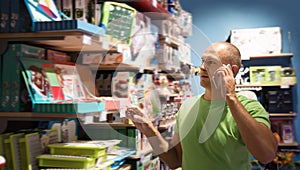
left=141, top=123, right=181, bottom=169
left=226, top=94, right=277, bottom=163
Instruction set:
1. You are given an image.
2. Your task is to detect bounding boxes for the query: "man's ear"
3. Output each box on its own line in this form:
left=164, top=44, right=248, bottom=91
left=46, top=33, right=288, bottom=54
left=231, top=65, right=239, bottom=76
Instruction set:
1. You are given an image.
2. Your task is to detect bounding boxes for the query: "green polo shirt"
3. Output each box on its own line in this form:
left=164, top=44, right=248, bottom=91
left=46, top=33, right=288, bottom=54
left=174, top=94, right=270, bottom=170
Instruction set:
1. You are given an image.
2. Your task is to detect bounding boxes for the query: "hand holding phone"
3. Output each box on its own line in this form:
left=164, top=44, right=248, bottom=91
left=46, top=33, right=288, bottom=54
left=212, top=64, right=232, bottom=89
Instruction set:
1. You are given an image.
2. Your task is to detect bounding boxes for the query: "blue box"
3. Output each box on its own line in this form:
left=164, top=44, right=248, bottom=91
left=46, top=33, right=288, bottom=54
left=33, top=19, right=105, bottom=36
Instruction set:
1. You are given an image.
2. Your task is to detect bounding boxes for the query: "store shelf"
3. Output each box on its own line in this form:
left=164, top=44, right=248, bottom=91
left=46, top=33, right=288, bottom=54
left=90, top=63, right=140, bottom=71
left=0, top=30, right=120, bottom=53
left=278, top=142, right=298, bottom=147
left=235, top=83, right=295, bottom=91
left=236, top=84, right=295, bottom=88
left=81, top=122, right=135, bottom=128
left=158, top=119, right=176, bottom=130
left=159, top=35, right=181, bottom=49
left=167, top=73, right=187, bottom=80
left=249, top=53, right=293, bottom=59
left=269, top=113, right=297, bottom=117
left=127, top=147, right=153, bottom=159
left=0, top=112, right=78, bottom=119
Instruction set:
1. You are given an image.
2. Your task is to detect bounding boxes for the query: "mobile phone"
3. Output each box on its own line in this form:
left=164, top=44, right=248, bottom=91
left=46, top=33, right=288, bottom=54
left=212, top=64, right=232, bottom=89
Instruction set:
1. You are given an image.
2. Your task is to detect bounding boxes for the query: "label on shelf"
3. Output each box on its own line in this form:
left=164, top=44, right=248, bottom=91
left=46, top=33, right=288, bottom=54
left=82, top=35, right=91, bottom=45
left=152, top=0, right=157, bottom=8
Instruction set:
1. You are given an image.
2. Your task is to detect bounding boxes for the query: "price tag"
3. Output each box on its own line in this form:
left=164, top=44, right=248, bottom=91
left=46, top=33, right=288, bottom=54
left=119, top=108, right=126, bottom=118
left=84, top=113, right=94, bottom=124
left=99, top=111, right=107, bottom=122
left=280, top=84, right=290, bottom=89
left=102, top=40, right=109, bottom=50
left=117, top=44, right=123, bottom=53
left=165, top=37, right=170, bottom=44
left=139, top=66, right=144, bottom=73
left=82, top=35, right=91, bottom=45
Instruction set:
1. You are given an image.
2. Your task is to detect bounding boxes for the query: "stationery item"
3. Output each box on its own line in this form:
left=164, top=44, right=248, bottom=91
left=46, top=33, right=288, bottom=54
left=24, top=0, right=62, bottom=22
left=101, top=1, right=137, bottom=45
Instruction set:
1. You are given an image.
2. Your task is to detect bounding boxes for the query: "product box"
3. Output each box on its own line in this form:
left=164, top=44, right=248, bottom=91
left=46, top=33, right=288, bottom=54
left=9, top=133, right=25, bottom=170
left=47, top=142, right=108, bottom=158
left=75, top=0, right=88, bottom=22
left=179, top=42, right=191, bottom=64
left=124, top=12, right=157, bottom=68
left=19, top=132, right=43, bottom=170
left=230, top=27, right=282, bottom=59
left=46, top=49, right=71, bottom=62
left=111, top=72, right=130, bottom=98
left=100, top=1, right=137, bottom=45
left=152, top=19, right=172, bottom=36
left=10, top=0, right=32, bottom=32
left=96, top=73, right=112, bottom=96
left=103, top=53, right=124, bottom=64
left=62, top=0, right=72, bottom=18
left=33, top=19, right=105, bottom=35
left=54, top=62, right=86, bottom=101
left=263, top=89, right=293, bottom=113
left=282, top=123, right=295, bottom=144
left=37, top=154, right=96, bottom=169
left=1, top=44, right=45, bottom=112
left=81, top=52, right=104, bottom=64
left=20, top=57, right=105, bottom=114
left=0, top=0, right=10, bottom=32
left=281, top=67, right=297, bottom=85
left=180, top=10, right=192, bottom=37
left=249, top=66, right=282, bottom=85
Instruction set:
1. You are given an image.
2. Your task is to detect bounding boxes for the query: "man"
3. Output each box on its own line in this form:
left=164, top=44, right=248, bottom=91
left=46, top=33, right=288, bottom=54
left=126, top=42, right=278, bottom=169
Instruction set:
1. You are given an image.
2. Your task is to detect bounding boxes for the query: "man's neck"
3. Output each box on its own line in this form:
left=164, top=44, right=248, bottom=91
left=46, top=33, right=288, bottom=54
left=204, top=90, right=224, bottom=101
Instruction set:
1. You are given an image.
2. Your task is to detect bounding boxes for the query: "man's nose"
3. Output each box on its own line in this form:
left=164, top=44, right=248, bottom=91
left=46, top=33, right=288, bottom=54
left=200, top=62, right=206, bottom=70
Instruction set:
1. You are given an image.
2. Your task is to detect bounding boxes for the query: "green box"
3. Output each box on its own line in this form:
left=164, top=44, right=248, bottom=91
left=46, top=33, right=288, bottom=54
left=37, top=154, right=96, bottom=169
left=0, top=133, right=13, bottom=170
left=250, top=66, right=282, bottom=85
left=101, top=1, right=136, bottom=46
left=19, top=132, right=44, bottom=170
left=48, top=142, right=108, bottom=158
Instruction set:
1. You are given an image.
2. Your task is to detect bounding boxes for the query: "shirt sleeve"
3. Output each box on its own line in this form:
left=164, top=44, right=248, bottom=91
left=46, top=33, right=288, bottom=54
left=245, top=99, right=271, bottom=129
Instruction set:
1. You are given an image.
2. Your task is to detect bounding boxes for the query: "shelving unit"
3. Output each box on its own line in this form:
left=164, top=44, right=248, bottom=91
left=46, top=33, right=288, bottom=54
left=248, top=53, right=293, bottom=59
left=0, top=0, right=193, bottom=169
left=0, top=31, right=125, bottom=53
left=239, top=53, right=298, bottom=148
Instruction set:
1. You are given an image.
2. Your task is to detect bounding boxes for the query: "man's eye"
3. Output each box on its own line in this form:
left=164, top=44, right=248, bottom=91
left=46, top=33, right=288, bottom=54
left=206, top=60, right=215, bottom=65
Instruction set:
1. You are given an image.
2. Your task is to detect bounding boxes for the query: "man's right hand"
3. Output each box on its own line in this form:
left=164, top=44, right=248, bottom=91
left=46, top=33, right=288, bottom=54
left=125, top=106, right=154, bottom=137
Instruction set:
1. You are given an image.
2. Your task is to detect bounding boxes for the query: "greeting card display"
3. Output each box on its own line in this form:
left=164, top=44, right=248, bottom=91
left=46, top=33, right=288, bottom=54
left=20, top=58, right=104, bottom=114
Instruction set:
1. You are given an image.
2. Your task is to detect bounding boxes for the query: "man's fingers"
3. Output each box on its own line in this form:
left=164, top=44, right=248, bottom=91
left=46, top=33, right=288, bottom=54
left=133, top=114, right=149, bottom=123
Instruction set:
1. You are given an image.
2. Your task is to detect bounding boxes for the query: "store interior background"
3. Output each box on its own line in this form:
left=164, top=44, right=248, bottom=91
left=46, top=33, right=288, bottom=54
left=180, top=0, right=300, bottom=145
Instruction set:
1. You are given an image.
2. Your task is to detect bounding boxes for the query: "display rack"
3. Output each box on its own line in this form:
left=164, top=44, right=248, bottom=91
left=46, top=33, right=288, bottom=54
left=0, top=31, right=122, bottom=53
left=239, top=53, right=298, bottom=148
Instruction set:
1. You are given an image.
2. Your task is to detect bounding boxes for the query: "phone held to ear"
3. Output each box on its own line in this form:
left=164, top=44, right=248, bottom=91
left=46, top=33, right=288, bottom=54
left=212, top=64, right=232, bottom=89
